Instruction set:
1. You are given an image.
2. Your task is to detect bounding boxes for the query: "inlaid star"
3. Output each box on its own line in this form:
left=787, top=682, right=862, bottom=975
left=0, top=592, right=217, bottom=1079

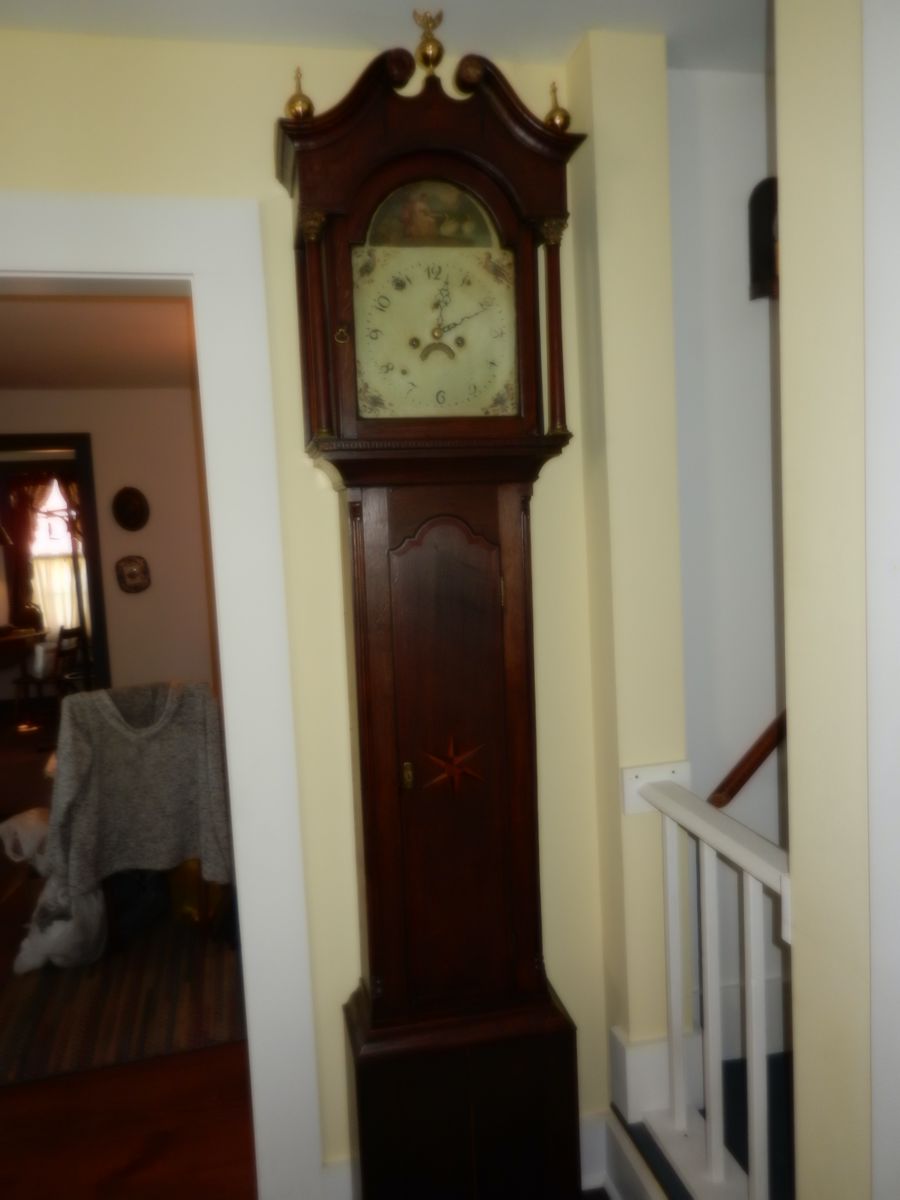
left=424, top=735, right=484, bottom=794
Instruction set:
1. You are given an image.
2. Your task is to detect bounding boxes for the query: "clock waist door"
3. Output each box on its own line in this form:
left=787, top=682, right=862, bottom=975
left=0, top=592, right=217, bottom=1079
left=351, top=483, right=546, bottom=1026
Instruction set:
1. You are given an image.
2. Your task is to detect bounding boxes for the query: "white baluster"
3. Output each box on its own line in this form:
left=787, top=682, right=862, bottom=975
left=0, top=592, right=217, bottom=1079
left=699, top=841, right=725, bottom=1181
left=663, top=814, right=686, bottom=1132
left=743, top=872, right=769, bottom=1200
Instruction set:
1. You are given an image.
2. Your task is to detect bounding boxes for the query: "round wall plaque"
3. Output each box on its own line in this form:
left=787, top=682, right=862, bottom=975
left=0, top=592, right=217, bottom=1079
left=112, top=487, right=150, bottom=531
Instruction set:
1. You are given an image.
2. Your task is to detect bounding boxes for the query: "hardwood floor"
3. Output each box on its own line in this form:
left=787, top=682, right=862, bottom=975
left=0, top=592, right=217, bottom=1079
left=0, top=716, right=609, bottom=1199
left=0, top=1041, right=257, bottom=1198
left=0, top=716, right=257, bottom=1195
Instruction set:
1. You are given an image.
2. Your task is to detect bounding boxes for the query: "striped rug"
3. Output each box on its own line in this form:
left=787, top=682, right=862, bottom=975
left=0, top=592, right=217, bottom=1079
left=0, top=864, right=245, bottom=1085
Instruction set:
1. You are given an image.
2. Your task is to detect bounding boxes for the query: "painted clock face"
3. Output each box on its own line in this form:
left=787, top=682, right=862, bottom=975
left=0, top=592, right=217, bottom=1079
left=352, top=181, right=518, bottom=419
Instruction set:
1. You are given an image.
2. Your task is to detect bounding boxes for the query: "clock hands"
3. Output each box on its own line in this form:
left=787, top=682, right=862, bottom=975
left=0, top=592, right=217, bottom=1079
left=439, top=300, right=495, bottom=335
left=353, top=245, right=516, bottom=416
left=428, top=279, right=494, bottom=342
left=419, top=289, right=497, bottom=361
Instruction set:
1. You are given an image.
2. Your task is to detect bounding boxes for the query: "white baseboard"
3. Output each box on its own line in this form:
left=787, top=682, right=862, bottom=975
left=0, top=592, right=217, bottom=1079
left=610, top=1024, right=704, bottom=1123
left=612, top=977, right=792, bottom=1129
left=643, top=1108, right=748, bottom=1200
left=580, top=1109, right=610, bottom=1189
left=603, top=1113, right=669, bottom=1200
left=321, top=1158, right=353, bottom=1199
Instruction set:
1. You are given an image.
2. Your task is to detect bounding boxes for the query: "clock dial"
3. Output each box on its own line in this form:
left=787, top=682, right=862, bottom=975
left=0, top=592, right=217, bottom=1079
left=352, top=181, right=518, bottom=419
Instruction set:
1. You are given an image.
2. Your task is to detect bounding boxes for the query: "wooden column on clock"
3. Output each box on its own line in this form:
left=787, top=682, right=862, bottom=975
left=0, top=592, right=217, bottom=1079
left=278, top=47, right=585, bottom=1199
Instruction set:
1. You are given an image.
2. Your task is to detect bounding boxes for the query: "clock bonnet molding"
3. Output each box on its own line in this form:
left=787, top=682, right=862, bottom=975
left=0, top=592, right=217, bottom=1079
left=277, top=41, right=584, bottom=486
left=278, top=25, right=585, bottom=1198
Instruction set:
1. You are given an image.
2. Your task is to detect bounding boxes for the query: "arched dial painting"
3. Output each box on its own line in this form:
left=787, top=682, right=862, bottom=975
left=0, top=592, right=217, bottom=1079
left=278, top=19, right=585, bottom=1199
left=353, top=181, right=517, bottom=419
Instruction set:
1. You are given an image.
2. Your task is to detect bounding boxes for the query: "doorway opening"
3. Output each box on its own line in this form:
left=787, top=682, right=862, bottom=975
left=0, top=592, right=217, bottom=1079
left=0, top=283, right=246, bottom=1084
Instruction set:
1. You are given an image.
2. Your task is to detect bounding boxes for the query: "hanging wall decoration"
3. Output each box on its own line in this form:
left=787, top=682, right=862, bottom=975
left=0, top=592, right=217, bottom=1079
left=111, top=487, right=150, bottom=532
left=115, top=555, right=150, bottom=594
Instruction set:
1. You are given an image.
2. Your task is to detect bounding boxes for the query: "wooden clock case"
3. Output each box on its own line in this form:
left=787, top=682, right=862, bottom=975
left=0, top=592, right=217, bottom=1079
left=278, top=48, right=585, bottom=1199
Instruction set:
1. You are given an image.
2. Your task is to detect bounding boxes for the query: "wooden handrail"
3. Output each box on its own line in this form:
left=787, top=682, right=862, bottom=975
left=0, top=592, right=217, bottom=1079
left=708, top=710, right=786, bottom=808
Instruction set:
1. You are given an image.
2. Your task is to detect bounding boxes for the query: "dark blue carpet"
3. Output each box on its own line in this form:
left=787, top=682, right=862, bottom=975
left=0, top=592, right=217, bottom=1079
left=613, top=1050, right=794, bottom=1200
left=721, top=1051, right=794, bottom=1200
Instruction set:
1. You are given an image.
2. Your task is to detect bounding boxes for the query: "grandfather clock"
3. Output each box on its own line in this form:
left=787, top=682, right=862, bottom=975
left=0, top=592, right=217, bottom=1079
left=277, top=16, right=585, bottom=1198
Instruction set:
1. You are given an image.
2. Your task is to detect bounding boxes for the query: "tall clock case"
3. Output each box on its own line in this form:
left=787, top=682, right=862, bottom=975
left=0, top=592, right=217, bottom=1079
left=279, top=48, right=585, bottom=1199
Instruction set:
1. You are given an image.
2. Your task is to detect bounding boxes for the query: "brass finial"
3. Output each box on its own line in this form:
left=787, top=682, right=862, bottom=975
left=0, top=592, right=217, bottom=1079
left=284, top=68, right=315, bottom=121
left=413, top=10, right=444, bottom=73
left=544, top=82, right=571, bottom=132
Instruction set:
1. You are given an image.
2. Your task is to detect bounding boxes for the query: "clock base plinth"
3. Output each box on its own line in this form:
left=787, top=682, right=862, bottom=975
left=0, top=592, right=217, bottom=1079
left=344, top=986, right=582, bottom=1199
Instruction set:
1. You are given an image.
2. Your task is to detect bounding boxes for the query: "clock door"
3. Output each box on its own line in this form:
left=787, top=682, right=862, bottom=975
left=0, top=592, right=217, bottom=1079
left=390, top=511, right=515, bottom=1013
left=353, top=482, right=547, bottom=1025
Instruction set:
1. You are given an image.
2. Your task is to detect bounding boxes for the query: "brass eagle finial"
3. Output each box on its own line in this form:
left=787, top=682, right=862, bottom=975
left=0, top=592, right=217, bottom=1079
left=413, top=9, right=444, bottom=72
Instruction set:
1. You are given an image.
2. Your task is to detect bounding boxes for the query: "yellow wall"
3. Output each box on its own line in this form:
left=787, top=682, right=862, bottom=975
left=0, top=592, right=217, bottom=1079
left=567, top=31, right=684, bottom=1044
left=1, top=14, right=869, bottom=1191
left=775, top=0, right=871, bottom=1193
left=0, top=28, right=642, bottom=1160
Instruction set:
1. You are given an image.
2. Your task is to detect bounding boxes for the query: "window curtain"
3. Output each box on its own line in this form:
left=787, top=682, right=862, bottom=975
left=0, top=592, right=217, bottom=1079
left=56, top=477, right=83, bottom=542
left=31, top=555, right=89, bottom=638
left=49, top=473, right=88, bottom=636
left=4, top=473, right=54, bottom=627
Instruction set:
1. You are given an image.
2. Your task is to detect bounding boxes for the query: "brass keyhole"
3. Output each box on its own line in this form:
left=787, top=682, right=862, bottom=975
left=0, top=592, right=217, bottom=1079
left=401, top=761, right=414, bottom=790
left=334, top=324, right=350, bottom=344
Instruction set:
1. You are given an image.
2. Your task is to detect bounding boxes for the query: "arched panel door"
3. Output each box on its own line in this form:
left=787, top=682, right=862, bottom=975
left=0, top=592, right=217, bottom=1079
left=389, top=515, right=514, bottom=1012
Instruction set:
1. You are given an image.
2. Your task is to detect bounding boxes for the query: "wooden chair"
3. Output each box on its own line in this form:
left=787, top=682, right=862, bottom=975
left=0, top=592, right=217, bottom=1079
left=13, top=626, right=87, bottom=729
left=54, top=626, right=88, bottom=697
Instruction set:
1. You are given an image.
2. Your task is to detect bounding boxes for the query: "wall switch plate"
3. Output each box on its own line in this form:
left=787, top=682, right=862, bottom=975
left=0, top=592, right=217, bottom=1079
left=621, top=760, right=692, bottom=815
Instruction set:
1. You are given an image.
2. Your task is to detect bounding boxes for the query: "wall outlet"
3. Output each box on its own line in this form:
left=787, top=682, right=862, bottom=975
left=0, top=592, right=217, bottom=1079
left=621, top=760, right=692, bottom=815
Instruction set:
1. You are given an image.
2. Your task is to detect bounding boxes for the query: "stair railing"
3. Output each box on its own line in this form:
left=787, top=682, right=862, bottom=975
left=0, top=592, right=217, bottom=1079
left=639, top=779, right=791, bottom=1200
left=708, top=711, right=786, bottom=808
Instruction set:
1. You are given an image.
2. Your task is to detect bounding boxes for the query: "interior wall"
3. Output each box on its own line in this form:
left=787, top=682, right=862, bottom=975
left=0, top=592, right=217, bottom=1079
left=776, top=0, right=871, bottom=1192
left=667, top=67, right=786, bottom=1053
left=668, top=68, right=778, bottom=839
left=567, top=30, right=685, bottom=1046
left=0, top=28, right=611, bottom=1163
left=0, top=388, right=214, bottom=690
left=1, top=193, right=328, bottom=1200
left=863, top=0, right=900, bottom=1192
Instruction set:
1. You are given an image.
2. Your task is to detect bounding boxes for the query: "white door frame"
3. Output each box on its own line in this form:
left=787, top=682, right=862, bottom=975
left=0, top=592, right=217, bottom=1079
left=0, top=193, right=324, bottom=1200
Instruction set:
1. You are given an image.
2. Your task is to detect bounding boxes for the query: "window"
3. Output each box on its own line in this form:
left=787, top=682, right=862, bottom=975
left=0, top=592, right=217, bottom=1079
left=30, top=478, right=88, bottom=637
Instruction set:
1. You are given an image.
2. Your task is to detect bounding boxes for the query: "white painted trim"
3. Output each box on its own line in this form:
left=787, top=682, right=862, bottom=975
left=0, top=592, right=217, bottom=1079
left=580, top=1109, right=610, bottom=1190
left=743, top=874, right=769, bottom=1200
left=610, top=1025, right=670, bottom=1122
left=640, top=783, right=789, bottom=907
left=321, top=1160, right=353, bottom=1200
left=604, top=1114, right=669, bottom=1200
left=621, top=760, right=692, bottom=815
left=614, top=983, right=788, bottom=1129
left=645, top=1108, right=748, bottom=1200
left=0, top=193, right=324, bottom=1200
left=700, top=841, right=725, bottom=1180
left=610, top=1025, right=703, bottom=1124
left=662, top=815, right=687, bottom=1130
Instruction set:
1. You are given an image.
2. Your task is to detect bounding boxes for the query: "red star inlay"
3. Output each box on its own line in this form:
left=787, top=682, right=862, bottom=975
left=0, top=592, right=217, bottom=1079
left=424, top=736, right=484, bottom=794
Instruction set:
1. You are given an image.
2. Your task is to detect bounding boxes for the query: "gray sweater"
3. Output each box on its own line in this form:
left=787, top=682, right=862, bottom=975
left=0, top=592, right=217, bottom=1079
left=48, top=682, right=233, bottom=894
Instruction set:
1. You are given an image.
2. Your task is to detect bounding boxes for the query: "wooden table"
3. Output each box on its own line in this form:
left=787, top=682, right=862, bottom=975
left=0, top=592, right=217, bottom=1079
left=0, top=627, right=43, bottom=673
